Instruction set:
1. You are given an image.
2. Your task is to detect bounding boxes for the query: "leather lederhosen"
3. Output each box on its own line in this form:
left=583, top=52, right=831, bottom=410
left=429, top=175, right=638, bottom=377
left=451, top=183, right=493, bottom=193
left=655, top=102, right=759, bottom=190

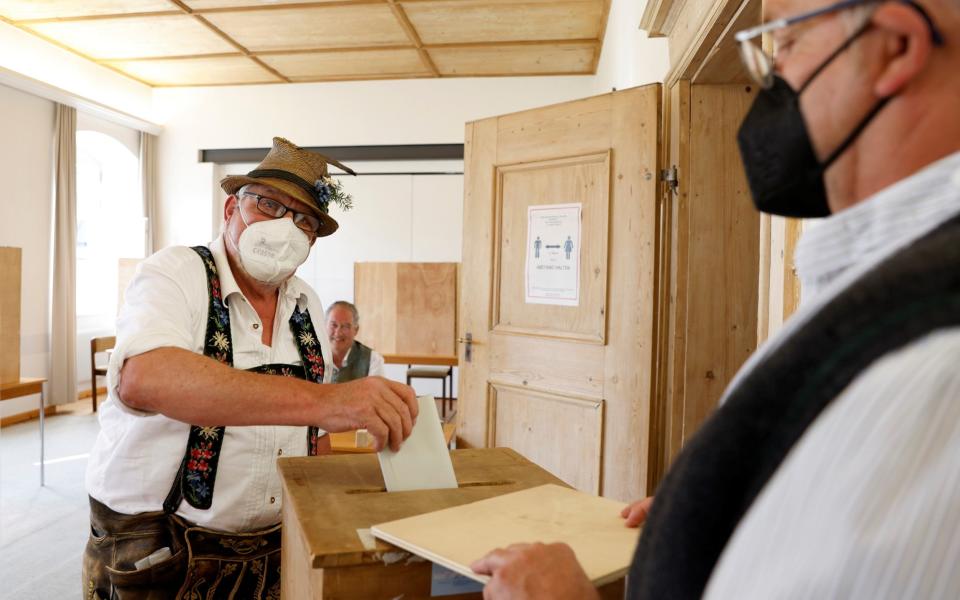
left=84, top=246, right=328, bottom=600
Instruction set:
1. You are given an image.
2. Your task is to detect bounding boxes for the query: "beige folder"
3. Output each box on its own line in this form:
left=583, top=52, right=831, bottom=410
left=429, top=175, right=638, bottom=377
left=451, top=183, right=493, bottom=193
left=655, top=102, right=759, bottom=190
left=371, top=483, right=639, bottom=585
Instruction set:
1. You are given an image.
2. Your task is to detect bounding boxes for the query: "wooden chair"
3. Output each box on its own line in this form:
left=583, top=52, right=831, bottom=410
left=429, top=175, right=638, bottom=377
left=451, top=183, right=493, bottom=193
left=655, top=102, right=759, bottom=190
left=405, top=366, right=455, bottom=418
left=90, top=336, right=115, bottom=412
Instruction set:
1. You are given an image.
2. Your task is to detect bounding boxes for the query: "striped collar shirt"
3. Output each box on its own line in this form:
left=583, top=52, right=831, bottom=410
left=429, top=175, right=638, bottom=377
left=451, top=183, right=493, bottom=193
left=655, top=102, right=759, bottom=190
left=703, top=151, right=960, bottom=599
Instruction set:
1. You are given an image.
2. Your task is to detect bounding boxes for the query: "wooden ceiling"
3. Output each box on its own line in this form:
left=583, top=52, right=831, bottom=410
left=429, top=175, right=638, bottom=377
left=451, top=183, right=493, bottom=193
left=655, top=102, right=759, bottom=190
left=0, top=0, right=610, bottom=87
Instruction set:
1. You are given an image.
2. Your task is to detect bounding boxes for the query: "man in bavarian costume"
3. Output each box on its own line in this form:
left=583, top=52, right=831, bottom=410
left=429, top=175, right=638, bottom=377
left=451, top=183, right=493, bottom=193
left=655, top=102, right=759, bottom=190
left=472, top=0, right=960, bottom=598
left=83, top=137, right=418, bottom=599
left=325, top=300, right=386, bottom=382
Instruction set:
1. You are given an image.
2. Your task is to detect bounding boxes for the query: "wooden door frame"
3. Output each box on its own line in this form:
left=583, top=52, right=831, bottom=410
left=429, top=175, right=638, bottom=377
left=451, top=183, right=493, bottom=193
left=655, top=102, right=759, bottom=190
left=642, top=0, right=810, bottom=488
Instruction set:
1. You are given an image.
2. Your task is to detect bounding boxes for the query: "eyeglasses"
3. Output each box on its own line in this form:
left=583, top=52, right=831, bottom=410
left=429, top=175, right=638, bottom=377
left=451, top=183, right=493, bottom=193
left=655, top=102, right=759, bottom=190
left=735, top=0, right=944, bottom=89
left=240, top=192, right=322, bottom=235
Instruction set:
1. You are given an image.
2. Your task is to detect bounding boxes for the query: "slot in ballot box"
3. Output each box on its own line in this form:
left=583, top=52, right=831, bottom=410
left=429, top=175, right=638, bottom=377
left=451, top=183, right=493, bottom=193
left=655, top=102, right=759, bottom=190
left=278, top=448, right=628, bottom=599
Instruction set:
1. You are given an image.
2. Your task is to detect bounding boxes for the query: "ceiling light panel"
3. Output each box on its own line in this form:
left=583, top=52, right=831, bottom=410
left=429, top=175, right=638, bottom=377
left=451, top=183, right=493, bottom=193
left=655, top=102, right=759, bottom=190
left=203, top=5, right=410, bottom=52
left=106, top=56, right=282, bottom=85
left=403, top=1, right=604, bottom=45
left=259, top=48, right=429, bottom=80
left=0, top=0, right=173, bottom=21
left=27, top=15, right=237, bottom=60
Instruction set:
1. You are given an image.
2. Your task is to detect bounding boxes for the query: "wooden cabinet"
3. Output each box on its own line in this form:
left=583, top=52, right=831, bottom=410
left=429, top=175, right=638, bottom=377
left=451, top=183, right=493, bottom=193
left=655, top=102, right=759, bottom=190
left=1, top=247, right=21, bottom=384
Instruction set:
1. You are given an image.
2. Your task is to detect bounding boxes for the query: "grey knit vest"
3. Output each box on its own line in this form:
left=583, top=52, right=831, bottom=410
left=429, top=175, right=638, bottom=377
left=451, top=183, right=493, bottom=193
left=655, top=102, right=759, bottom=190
left=332, top=340, right=373, bottom=383
left=629, top=213, right=960, bottom=599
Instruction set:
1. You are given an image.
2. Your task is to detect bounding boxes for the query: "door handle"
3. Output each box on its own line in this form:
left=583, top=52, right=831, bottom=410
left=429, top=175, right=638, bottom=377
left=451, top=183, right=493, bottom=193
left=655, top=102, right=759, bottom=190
left=457, top=332, right=473, bottom=363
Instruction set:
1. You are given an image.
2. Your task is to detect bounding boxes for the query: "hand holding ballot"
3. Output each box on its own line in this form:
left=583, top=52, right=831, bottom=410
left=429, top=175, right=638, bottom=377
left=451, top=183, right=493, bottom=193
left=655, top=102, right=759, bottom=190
left=469, top=494, right=654, bottom=599
left=325, top=376, right=419, bottom=451
left=471, top=542, right=600, bottom=600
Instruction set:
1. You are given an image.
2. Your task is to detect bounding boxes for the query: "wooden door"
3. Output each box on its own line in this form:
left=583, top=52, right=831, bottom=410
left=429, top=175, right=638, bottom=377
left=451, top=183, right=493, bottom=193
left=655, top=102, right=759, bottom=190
left=457, top=86, right=662, bottom=501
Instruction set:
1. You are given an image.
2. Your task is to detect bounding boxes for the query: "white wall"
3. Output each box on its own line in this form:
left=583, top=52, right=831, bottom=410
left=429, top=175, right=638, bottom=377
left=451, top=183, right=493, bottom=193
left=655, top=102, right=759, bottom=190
left=0, top=84, right=54, bottom=417
left=0, top=21, right=156, bottom=130
left=152, top=75, right=602, bottom=249
left=593, top=0, right=670, bottom=93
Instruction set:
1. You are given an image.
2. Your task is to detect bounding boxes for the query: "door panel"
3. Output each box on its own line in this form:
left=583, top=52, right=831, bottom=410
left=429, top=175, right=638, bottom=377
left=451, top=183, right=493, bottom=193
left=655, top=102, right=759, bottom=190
left=459, top=86, right=662, bottom=500
left=488, top=334, right=605, bottom=400
left=493, top=153, right=610, bottom=343
left=491, top=385, right=603, bottom=494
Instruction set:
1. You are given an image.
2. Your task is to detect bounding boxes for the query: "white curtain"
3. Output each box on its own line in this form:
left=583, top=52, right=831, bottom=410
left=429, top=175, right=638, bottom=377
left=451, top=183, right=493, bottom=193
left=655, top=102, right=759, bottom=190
left=140, top=131, right=159, bottom=255
left=49, top=104, right=77, bottom=407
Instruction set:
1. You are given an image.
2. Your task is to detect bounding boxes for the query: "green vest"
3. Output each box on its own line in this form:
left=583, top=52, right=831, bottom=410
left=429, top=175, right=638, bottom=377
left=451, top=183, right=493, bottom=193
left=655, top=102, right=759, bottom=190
left=333, top=340, right=373, bottom=382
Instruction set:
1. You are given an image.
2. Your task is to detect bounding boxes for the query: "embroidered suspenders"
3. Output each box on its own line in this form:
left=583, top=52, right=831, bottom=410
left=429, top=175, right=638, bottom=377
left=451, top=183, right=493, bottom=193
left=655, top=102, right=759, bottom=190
left=163, top=246, right=325, bottom=513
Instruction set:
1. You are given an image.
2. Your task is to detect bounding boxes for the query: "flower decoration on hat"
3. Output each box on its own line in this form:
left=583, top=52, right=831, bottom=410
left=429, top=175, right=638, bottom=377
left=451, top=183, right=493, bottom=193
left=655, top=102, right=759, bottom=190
left=315, top=175, right=353, bottom=212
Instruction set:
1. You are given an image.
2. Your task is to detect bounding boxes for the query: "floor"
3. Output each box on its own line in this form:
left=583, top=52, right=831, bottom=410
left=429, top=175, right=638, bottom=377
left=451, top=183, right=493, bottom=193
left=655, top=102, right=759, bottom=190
left=0, top=401, right=99, bottom=598
left=0, top=396, right=457, bottom=598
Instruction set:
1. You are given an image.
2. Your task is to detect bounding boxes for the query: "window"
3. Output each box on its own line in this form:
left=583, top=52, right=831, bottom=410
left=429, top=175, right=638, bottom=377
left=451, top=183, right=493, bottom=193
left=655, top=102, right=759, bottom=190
left=76, top=130, right=144, bottom=318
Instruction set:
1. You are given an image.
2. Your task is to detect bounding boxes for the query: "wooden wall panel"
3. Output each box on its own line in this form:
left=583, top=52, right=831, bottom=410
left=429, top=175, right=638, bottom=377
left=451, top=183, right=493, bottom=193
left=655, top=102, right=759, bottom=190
left=354, top=262, right=399, bottom=354
left=657, top=82, right=759, bottom=471
left=682, top=83, right=759, bottom=435
left=354, top=262, right=457, bottom=357
left=1, top=247, right=22, bottom=385
left=491, top=385, right=603, bottom=493
left=395, top=263, right=457, bottom=356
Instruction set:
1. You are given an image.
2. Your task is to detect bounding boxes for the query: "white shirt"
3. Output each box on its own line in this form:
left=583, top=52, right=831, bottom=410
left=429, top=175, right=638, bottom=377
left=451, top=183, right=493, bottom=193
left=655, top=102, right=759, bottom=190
left=704, top=151, right=960, bottom=599
left=332, top=344, right=385, bottom=378
left=85, top=236, right=332, bottom=532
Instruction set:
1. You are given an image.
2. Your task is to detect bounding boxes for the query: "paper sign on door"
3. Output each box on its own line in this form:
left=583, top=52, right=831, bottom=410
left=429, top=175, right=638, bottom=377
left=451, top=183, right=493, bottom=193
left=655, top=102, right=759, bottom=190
left=525, top=203, right=582, bottom=306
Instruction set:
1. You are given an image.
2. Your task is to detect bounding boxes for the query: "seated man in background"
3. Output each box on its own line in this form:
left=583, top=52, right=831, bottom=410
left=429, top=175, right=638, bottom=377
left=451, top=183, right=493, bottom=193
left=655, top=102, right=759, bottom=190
left=326, top=300, right=385, bottom=381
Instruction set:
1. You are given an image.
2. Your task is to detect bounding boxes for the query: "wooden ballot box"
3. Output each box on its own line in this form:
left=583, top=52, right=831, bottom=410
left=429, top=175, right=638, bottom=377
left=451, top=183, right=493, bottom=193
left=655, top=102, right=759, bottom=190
left=278, top=448, right=628, bottom=599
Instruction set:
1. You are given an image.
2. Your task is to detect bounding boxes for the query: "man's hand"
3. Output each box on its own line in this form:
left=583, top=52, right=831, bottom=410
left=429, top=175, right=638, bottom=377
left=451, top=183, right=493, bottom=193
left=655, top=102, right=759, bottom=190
left=470, top=542, right=598, bottom=600
left=323, top=376, right=418, bottom=451
left=620, top=496, right=654, bottom=528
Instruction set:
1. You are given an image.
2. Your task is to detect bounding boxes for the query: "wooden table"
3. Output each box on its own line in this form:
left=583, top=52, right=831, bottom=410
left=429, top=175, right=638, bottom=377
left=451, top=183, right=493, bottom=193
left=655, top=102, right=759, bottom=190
left=0, top=377, right=47, bottom=485
left=382, top=354, right=458, bottom=367
left=330, top=423, right=456, bottom=454
left=278, top=448, right=626, bottom=599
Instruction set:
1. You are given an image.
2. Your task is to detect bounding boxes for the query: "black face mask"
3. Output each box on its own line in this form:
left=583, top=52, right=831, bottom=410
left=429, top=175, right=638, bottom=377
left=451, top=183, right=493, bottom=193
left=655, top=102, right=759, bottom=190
left=737, top=21, right=891, bottom=218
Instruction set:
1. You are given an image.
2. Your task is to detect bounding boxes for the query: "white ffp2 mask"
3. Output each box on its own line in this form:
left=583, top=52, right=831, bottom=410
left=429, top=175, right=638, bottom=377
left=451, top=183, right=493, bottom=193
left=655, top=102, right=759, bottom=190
left=232, top=215, right=311, bottom=286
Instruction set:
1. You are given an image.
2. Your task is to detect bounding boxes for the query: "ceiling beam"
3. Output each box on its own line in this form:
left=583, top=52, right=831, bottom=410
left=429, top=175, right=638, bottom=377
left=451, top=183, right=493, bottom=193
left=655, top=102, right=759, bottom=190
left=167, top=0, right=290, bottom=83
left=200, top=143, right=465, bottom=164
left=385, top=0, right=439, bottom=77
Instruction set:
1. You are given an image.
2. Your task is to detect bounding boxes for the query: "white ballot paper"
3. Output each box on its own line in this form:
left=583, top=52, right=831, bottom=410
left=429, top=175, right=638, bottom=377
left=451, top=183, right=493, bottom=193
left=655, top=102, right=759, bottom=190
left=377, top=395, right=458, bottom=492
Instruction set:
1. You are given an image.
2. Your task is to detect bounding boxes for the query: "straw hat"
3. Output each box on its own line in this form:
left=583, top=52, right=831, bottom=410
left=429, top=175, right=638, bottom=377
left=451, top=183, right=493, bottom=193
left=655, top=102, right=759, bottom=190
left=220, top=137, right=356, bottom=238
